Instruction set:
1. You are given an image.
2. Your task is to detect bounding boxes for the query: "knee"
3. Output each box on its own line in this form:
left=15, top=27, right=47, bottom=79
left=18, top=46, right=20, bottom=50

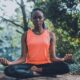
left=61, top=62, right=70, bottom=73
left=57, top=62, right=70, bottom=73
left=4, top=65, right=16, bottom=76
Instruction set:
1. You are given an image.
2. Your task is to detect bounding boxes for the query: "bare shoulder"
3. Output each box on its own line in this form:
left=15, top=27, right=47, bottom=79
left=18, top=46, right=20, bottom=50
left=49, top=31, right=56, bottom=39
left=21, top=28, right=31, bottom=39
left=21, top=31, right=27, bottom=41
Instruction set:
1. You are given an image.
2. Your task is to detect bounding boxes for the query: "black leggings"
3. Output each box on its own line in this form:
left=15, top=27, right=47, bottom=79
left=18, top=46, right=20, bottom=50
left=4, top=61, right=70, bottom=78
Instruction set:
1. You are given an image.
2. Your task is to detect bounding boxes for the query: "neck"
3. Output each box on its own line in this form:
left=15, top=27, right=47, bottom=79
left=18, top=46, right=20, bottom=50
left=33, top=27, right=45, bottom=34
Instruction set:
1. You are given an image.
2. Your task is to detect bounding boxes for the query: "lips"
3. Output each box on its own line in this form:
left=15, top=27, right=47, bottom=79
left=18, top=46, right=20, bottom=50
left=35, top=21, right=41, bottom=25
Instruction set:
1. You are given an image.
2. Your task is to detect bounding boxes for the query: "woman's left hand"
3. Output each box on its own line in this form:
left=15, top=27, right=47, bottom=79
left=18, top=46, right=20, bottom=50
left=64, top=54, right=72, bottom=61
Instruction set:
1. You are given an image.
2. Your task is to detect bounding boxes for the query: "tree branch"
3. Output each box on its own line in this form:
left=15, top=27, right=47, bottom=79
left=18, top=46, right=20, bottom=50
left=0, top=16, right=23, bottom=29
left=15, top=0, right=28, bottom=31
left=15, top=0, right=21, bottom=6
left=20, top=0, right=28, bottom=31
left=15, top=0, right=24, bottom=8
left=16, top=30, right=23, bottom=34
left=0, top=39, right=3, bottom=43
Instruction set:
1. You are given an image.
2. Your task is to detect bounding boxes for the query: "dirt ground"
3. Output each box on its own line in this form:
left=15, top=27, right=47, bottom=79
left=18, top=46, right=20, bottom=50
left=0, top=72, right=80, bottom=80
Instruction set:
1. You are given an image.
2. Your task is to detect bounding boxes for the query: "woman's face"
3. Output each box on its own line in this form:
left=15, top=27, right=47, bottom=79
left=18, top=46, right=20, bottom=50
left=31, top=10, right=45, bottom=29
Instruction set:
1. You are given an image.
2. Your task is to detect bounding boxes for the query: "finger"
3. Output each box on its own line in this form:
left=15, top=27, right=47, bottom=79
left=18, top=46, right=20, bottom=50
left=67, top=55, right=72, bottom=60
left=0, top=58, right=4, bottom=63
left=4, top=58, right=7, bottom=64
left=65, top=54, right=71, bottom=60
left=66, top=54, right=68, bottom=58
left=0, top=58, right=8, bottom=65
left=68, top=54, right=72, bottom=57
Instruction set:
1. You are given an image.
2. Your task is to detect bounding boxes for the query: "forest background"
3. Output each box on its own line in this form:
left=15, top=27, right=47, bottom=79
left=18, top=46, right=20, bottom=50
left=0, top=0, right=80, bottom=74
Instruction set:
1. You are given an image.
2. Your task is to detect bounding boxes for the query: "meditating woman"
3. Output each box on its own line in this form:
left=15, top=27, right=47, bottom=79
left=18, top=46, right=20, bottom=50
left=0, top=8, right=72, bottom=78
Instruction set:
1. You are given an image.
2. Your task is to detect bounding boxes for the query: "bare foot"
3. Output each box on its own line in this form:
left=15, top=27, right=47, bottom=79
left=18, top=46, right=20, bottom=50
left=31, top=66, right=42, bottom=72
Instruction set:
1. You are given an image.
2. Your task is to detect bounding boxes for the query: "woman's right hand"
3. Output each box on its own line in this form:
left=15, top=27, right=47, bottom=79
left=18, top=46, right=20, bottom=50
left=0, top=58, right=11, bottom=66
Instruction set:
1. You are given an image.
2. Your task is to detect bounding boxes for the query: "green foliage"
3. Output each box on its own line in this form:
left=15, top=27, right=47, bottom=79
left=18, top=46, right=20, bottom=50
left=73, top=48, right=80, bottom=64
left=34, top=0, right=80, bottom=37
left=10, top=32, right=21, bottom=48
left=55, top=28, right=80, bottom=55
left=34, top=0, right=47, bottom=8
left=69, top=49, right=80, bottom=74
left=69, top=63, right=80, bottom=74
left=0, top=27, right=4, bottom=30
left=62, top=0, right=77, bottom=8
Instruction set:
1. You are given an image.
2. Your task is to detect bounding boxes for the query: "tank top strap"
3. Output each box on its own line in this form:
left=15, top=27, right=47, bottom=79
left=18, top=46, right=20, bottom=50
left=27, top=29, right=50, bottom=37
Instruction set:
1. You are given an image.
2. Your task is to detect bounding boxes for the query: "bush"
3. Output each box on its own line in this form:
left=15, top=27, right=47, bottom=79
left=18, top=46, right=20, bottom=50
left=69, top=63, right=80, bottom=75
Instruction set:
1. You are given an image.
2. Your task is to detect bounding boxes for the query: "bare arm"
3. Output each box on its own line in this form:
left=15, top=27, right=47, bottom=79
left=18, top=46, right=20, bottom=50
left=0, top=32, right=28, bottom=66
left=49, top=32, right=72, bottom=62
left=9, top=32, right=28, bottom=65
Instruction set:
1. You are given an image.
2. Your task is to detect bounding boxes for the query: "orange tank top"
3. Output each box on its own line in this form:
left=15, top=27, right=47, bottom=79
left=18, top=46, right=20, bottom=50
left=26, top=29, right=51, bottom=64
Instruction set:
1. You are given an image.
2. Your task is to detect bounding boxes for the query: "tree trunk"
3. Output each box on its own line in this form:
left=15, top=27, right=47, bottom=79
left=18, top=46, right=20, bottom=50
left=20, top=0, right=28, bottom=31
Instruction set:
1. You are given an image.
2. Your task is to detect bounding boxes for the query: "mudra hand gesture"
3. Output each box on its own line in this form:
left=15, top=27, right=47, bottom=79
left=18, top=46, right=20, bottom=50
left=64, top=54, right=73, bottom=61
left=0, top=58, right=11, bottom=66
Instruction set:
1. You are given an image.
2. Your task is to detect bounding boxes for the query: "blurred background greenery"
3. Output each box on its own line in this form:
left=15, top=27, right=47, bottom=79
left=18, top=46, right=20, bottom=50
left=0, top=0, right=80, bottom=74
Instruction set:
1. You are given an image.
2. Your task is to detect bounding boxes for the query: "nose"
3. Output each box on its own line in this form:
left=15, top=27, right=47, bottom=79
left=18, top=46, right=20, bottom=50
left=36, top=18, right=40, bottom=22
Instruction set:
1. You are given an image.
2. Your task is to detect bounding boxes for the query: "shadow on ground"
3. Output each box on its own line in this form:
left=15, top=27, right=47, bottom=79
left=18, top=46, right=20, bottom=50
left=0, top=72, right=80, bottom=80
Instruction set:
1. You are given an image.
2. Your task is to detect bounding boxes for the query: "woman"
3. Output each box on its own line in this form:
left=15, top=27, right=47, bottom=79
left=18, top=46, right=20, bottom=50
left=0, top=8, right=72, bottom=78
